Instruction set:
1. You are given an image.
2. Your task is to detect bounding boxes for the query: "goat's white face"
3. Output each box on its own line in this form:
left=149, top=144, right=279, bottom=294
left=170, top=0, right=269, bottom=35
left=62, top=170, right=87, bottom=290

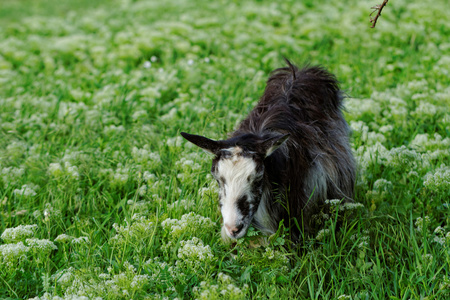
left=180, top=132, right=289, bottom=240
left=212, top=147, right=264, bottom=239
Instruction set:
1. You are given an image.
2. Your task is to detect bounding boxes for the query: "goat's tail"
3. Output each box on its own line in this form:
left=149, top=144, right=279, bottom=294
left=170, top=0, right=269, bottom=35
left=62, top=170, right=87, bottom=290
left=265, top=58, right=343, bottom=118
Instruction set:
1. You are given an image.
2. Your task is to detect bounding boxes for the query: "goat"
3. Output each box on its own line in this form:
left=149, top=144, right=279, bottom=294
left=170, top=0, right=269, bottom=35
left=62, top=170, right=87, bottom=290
left=181, top=60, right=356, bottom=242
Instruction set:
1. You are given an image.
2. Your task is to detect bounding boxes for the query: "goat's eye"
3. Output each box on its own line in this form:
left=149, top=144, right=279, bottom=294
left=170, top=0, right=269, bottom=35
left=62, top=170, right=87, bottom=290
left=238, top=195, right=248, bottom=203
left=237, top=195, right=250, bottom=215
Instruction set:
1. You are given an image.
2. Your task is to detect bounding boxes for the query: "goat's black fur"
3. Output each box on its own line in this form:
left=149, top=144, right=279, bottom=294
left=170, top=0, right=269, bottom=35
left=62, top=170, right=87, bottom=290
left=182, top=59, right=356, bottom=242
left=232, top=60, right=356, bottom=240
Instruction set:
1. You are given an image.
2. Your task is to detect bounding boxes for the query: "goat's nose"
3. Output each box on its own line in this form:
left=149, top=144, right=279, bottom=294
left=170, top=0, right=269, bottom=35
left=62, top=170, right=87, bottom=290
left=225, top=223, right=244, bottom=237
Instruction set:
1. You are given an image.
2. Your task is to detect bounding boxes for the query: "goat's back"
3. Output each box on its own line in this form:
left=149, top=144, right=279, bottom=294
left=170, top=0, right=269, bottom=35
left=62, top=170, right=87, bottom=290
left=237, top=62, right=344, bottom=134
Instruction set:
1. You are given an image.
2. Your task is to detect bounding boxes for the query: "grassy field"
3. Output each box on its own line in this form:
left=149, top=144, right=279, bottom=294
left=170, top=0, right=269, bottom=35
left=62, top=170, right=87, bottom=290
left=0, top=0, right=449, bottom=298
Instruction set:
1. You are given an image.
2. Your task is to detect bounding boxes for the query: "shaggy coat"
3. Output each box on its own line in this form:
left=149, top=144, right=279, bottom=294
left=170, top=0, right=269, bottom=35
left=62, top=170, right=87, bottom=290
left=182, top=60, right=356, bottom=241
left=234, top=61, right=355, bottom=238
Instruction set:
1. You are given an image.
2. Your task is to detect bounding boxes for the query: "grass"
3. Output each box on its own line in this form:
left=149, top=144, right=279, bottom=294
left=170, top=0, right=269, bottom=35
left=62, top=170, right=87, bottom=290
left=0, top=0, right=449, bottom=298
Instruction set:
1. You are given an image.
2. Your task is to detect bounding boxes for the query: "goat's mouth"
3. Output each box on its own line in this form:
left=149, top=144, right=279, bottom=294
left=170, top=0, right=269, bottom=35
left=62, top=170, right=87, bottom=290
left=222, top=222, right=250, bottom=240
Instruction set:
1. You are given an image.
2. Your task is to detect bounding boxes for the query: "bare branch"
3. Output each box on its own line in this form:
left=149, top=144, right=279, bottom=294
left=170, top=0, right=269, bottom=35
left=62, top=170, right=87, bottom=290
left=370, top=0, right=389, bottom=28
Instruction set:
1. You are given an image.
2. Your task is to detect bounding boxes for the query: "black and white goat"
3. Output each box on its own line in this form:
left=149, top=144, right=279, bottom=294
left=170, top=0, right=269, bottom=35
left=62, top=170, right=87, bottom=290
left=181, top=60, right=356, bottom=242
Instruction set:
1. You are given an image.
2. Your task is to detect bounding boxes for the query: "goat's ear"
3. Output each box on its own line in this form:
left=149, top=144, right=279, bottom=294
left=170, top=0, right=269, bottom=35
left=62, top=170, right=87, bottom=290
left=180, top=132, right=221, bottom=154
left=260, top=134, right=290, bottom=157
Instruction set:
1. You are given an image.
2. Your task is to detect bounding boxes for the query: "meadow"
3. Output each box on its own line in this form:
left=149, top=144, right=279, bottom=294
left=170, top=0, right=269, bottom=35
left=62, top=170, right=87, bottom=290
left=0, top=0, right=449, bottom=298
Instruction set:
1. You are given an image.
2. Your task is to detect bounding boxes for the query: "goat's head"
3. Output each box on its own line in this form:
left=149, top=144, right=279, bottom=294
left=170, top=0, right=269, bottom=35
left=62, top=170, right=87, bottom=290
left=181, top=132, right=289, bottom=240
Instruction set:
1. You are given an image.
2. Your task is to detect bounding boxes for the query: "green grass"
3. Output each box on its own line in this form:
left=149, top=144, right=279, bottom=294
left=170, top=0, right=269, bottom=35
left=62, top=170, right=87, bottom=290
left=0, top=0, right=449, bottom=298
left=0, top=0, right=105, bottom=25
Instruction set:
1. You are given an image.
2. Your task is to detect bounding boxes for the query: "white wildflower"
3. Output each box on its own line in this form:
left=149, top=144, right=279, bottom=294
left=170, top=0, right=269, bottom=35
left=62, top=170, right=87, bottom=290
left=131, top=110, right=147, bottom=121
left=110, top=164, right=131, bottom=188
left=340, top=202, right=365, bottom=211
left=33, top=210, right=42, bottom=219
left=199, top=184, right=219, bottom=200
left=434, top=236, right=445, bottom=246
left=98, top=273, right=110, bottom=279
left=40, top=203, right=62, bottom=221
left=54, top=268, right=75, bottom=286
left=412, top=101, right=438, bottom=118
left=0, top=242, right=29, bottom=268
left=423, top=165, right=450, bottom=192
left=166, top=136, right=184, bottom=148
left=350, top=121, right=386, bottom=145
left=55, top=234, right=74, bottom=243
left=1, top=166, right=25, bottom=187
left=357, top=236, right=370, bottom=248
left=1, top=224, right=38, bottom=242
left=130, top=274, right=150, bottom=289
left=355, top=142, right=388, bottom=170
left=64, top=162, right=80, bottom=179
left=143, top=171, right=156, bottom=182
left=26, top=238, right=58, bottom=253
left=385, top=96, right=407, bottom=118
left=315, top=229, right=330, bottom=241
left=325, top=199, right=341, bottom=206
left=411, top=133, right=450, bottom=154
left=160, top=108, right=177, bottom=122
left=193, top=272, right=248, bottom=300
left=111, top=216, right=154, bottom=245
left=385, top=146, right=422, bottom=170
left=6, top=140, right=27, bottom=158
left=345, top=98, right=381, bottom=119
left=124, top=261, right=136, bottom=273
left=262, top=247, right=289, bottom=266
left=161, top=212, right=215, bottom=239
left=434, top=226, right=445, bottom=235
left=415, top=216, right=431, bottom=233
left=366, top=178, right=393, bottom=201
left=13, top=184, right=39, bottom=198
left=143, top=61, right=151, bottom=68
left=104, top=125, right=126, bottom=135
left=71, top=236, right=89, bottom=245
left=48, top=163, right=63, bottom=177
left=446, top=232, right=450, bottom=243
left=98, top=261, right=150, bottom=296
left=48, top=162, right=79, bottom=180
left=177, top=237, right=214, bottom=269
left=379, top=125, right=393, bottom=133
left=131, top=146, right=161, bottom=165
left=138, top=184, right=147, bottom=196
left=127, top=199, right=150, bottom=212
left=374, top=179, right=393, bottom=192
left=168, top=199, right=194, bottom=210
left=175, top=157, right=202, bottom=171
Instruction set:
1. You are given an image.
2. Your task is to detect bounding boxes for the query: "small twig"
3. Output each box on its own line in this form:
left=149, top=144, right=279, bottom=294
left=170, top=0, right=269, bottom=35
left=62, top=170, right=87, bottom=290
left=370, top=0, right=389, bottom=28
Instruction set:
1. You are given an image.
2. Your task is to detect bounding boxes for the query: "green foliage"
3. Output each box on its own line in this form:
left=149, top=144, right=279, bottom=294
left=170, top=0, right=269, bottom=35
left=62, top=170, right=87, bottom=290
left=0, top=0, right=449, bottom=298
